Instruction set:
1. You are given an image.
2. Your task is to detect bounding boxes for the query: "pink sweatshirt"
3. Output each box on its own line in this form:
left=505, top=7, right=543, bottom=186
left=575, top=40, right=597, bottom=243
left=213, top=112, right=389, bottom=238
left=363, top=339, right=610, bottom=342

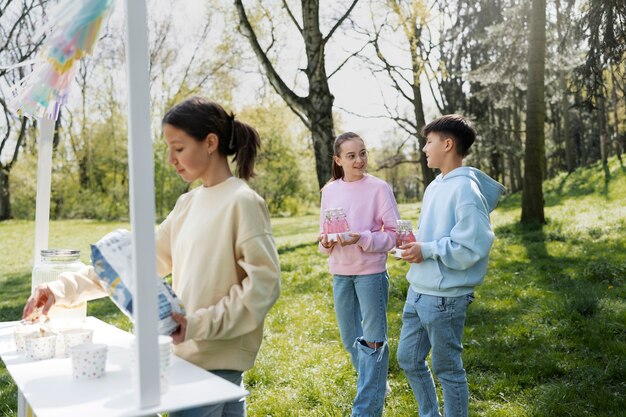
left=319, top=174, right=400, bottom=275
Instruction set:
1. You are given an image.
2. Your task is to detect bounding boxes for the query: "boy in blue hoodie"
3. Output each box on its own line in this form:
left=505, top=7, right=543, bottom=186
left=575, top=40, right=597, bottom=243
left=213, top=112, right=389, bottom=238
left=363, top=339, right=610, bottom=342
left=397, top=114, right=505, bottom=417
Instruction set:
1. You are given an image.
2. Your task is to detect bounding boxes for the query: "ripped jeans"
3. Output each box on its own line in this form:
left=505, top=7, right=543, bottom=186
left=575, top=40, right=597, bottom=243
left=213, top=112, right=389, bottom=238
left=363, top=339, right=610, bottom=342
left=333, top=272, right=389, bottom=417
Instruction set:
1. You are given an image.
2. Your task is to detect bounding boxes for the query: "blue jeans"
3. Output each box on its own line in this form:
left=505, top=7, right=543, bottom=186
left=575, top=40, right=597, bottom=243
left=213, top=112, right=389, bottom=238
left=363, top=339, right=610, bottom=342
left=397, top=287, right=474, bottom=417
left=169, top=370, right=245, bottom=417
left=333, top=272, right=389, bottom=417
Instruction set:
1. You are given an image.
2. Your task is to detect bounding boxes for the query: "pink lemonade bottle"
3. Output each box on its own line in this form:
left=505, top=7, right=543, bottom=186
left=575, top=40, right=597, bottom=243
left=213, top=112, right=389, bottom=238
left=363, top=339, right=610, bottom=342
left=338, top=208, right=350, bottom=234
left=329, top=209, right=338, bottom=233
left=396, top=220, right=405, bottom=248
left=323, top=209, right=332, bottom=235
left=406, top=221, right=416, bottom=243
left=395, top=220, right=407, bottom=257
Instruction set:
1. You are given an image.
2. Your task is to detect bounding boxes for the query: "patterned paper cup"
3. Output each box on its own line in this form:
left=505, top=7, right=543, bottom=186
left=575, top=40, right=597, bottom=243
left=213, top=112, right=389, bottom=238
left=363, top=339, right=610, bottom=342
left=13, top=323, right=40, bottom=353
left=70, top=343, right=108, bottom=379
left=130, top=335, right=173, bottom=393
left=24, top=332, right=57, bottom=360
left=61, top=328, right=94, bottom=357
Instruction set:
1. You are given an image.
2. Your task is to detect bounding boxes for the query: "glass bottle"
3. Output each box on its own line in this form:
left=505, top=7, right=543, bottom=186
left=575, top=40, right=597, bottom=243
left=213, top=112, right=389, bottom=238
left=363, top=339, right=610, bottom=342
left=329, top=209, right=339, bottom=233
left=323, top=209, right=332, bottom=234
left=32, top=249, right=87, bottom=322
left=337, top=208, right=350, bottom=233
left=405, top=221, right=416, bottom=243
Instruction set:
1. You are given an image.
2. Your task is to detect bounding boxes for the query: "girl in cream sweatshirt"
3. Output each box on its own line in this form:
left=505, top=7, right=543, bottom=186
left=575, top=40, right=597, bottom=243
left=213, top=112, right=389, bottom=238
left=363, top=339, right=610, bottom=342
left=23, top=97, right=281, bottom=417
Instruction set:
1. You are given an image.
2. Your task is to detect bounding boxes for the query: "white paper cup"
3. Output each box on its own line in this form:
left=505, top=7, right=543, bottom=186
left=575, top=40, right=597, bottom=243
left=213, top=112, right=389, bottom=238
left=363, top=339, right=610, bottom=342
left=61, top=328, right=94, bottom=357
left=393, top=248, right=405, bottom=258
left=130, top=335, right=172, bottom=393
left=14, top=323, right=40, bottom=353
left=24, top=332, right=57, bottom=360
left=70, top=343, right=108, bottom=379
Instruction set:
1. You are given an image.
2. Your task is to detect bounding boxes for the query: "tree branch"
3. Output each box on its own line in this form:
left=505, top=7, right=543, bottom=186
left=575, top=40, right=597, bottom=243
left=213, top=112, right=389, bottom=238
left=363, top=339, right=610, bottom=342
left=323, top=0, right=360, bottom=43
left=8, top=116, right=27, bottom=169
left=281, top=0, right=303, bottom=34
left=234, top=0, right=307, bottom=115
left=327, top=40, right=368, bottom=79
left=0, top=97, right=11, bottom=158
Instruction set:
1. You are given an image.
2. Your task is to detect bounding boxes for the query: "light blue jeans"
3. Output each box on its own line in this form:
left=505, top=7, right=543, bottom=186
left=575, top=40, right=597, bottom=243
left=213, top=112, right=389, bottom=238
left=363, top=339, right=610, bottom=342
left=333, top=272, right=389, bottom=417
left=397, top=287, right=474, bottom=417
left=168, top=370, right=245, bottom=417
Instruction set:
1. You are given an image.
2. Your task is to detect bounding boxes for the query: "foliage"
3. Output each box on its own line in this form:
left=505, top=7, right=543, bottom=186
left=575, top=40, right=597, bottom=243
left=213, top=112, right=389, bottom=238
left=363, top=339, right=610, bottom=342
left=242, top=100, right=316, bottom=216
left=1, top=157, right=625, bottom=416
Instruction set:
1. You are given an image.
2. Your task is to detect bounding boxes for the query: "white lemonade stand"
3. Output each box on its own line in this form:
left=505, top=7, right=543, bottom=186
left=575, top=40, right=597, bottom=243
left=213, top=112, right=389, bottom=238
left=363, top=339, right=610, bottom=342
left=0, top=1, right=247, bottom=415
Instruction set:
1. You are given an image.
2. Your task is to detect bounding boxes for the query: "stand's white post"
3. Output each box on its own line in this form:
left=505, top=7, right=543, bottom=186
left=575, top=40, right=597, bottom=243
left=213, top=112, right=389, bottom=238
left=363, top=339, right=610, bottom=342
left=17, top=389, right=26, bottom=417
left=32, top=118, right=55, bottom=273
left=124, top=0, right=160, bottom=409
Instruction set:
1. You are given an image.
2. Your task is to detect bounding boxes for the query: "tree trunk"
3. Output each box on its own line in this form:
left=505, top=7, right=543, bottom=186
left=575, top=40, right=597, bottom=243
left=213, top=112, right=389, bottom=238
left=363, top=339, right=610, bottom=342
left=309, top=106, right=335, bottom=186
left=556, top=0, right=574, bottom=173
left=0, top=167, right=10, bottom=220
left=234, top=0, right=359, bottom=189
left=598, top=90, right=608, bottom=167
left=409, top=30, right=434, bottom=188
left=411, top=85, right=434, bottom=188
left=513, top=92, right=523, bottom=192
left=521, top=0, right=546, bottom=225
left=611, top=67, right=623, bottom=161
left=560, top=74, right=574, bottom=172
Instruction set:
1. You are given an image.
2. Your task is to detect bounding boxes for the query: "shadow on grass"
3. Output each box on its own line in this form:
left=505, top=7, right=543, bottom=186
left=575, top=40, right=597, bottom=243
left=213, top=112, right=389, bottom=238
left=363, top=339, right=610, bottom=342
left=472, top=220, right=626, bottom=415
left=277, top=241, right=316, bottom=255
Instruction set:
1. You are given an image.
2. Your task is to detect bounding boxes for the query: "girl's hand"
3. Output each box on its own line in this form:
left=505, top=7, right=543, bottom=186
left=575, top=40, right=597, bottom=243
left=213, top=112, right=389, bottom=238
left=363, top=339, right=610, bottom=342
left=400, top=242, right=424, bottom=263
left=338, top=232, right=360, bottom=247
left=170, top=312, right=187, bottom=344
left=23, top=284, right=56, bottom=320
left=318, top=234, right=335, bottom=249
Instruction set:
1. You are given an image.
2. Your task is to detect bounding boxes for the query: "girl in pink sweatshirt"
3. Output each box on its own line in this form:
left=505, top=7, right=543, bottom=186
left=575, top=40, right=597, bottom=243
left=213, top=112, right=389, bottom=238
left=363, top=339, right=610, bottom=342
left=318, top=132, right=400, bottom=417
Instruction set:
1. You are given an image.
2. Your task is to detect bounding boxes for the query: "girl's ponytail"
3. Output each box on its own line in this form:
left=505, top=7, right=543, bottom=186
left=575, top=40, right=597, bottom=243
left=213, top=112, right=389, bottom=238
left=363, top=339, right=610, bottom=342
left=229, top=116, right=260, bottom=180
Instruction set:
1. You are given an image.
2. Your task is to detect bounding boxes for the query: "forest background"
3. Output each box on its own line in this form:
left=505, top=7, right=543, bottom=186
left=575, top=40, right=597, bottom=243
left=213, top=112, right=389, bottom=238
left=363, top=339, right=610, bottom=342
left=1, top=0, right=624, bottom=222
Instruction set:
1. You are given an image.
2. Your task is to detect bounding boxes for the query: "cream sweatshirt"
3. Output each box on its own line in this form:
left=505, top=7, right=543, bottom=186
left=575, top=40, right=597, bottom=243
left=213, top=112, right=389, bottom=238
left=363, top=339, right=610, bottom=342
left=48, top=177, right=281, bottom=371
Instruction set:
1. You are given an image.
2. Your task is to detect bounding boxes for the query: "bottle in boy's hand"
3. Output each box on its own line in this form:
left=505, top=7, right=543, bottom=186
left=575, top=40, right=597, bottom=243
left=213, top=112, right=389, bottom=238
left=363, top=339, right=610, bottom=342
left=394, top=220, right=416, bottom=258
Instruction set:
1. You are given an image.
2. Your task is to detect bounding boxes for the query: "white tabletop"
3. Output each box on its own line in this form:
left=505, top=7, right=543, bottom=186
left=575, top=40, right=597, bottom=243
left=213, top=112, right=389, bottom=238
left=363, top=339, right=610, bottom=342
left=0, top=317, right=248, bottom=417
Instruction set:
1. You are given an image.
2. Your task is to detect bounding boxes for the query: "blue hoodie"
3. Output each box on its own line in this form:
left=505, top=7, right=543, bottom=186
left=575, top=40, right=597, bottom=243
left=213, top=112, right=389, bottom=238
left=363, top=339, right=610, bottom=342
left=407, top=167, right=505, bottom=297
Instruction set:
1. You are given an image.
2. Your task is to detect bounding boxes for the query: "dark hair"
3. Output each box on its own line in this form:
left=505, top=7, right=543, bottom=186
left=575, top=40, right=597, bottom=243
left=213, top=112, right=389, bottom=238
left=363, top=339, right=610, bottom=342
left=421, top=114, right=476, bottom=157
left=162, top=96, right=260, bottom=180
left=330, top=132, right=364, bottom=182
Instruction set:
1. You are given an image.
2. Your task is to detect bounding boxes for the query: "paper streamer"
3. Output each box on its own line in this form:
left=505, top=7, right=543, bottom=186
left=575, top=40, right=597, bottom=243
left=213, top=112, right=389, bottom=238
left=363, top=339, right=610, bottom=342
left=9, top=0, right=116, bottom=120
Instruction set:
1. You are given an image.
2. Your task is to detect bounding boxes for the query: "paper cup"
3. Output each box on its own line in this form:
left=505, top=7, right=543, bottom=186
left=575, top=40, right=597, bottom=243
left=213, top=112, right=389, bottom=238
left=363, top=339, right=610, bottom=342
left=61, top=328, right=94, bottom=357
left=393, top=248, right=405, bottom=258
left=14, top=323, right=40, bottom=353
left=24, top=332, right=57, bottom=360
left=70, top=343, right=108, bottom=379
left=130, top=335, right=172, bottom=393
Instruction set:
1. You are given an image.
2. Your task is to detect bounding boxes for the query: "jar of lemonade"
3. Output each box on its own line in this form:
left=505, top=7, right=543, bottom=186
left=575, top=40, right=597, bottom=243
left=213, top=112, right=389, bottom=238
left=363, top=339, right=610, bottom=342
left=31, top=249, right=87, bottom=321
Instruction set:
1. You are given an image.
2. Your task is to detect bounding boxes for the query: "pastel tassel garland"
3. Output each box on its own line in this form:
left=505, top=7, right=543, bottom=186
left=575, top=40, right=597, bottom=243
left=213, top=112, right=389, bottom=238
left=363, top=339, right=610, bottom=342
left=10, top=0, right=116, bottom=120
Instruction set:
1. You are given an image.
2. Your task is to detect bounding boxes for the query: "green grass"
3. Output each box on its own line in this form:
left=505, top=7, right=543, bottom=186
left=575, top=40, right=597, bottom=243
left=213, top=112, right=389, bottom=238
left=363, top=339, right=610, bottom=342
left=1, top=157, right=625, bottom=416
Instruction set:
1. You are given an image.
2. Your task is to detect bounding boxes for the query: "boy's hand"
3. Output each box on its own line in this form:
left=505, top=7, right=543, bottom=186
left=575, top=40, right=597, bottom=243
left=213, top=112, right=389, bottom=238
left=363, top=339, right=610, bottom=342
left=318, top=233, right=335, bottom=249
left=399, top=242, right=424, bottom=263
left=338, top=232, right=360, bottom=247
